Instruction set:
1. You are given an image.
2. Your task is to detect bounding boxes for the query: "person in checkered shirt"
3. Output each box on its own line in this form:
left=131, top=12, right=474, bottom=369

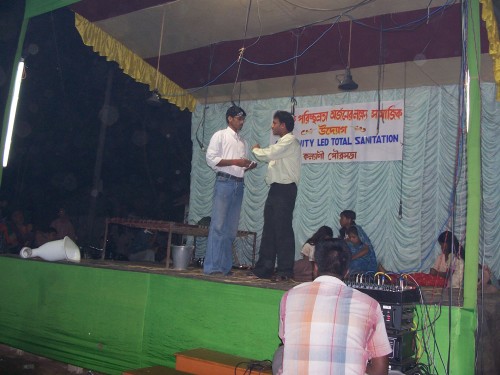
left=273, top=238, right=391, bottom=375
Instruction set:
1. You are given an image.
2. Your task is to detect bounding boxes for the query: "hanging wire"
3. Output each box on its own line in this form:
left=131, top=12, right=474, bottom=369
left=161, top=0, right=457, bottom=99
left=242, top=0, right=263, bottom=51
left=399, top=61, right=407, bottom=219
left=154, top=6, right=167, bottom=91
left=347, top=20, right=353, bottom=69
left=49, top=12, right=67, bottom=99
left=195, top=44, right=215, bottom=151
left=231, top=0, right=253, bottom=105
left=281, top=0, right=376, bottom=13
left=376, top=19, right=385, bottom=135
left=290, top=30, right=302, bottom=115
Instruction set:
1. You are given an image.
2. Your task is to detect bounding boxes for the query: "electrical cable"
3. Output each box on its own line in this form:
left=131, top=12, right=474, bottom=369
left=195, top=44, right=215, bottom=151
left=231, top=0, right=253, bottom=105
left=242, top=17, right=341, bottom=67
left=280, top=0, right=376, bottom=12
left=154, top=5, right=167, bottom=91
left=290, top=30, right=302, bottom=115
left=376, top=19, right=385, bottom=135
left=398, top=61, right=406, bottom=219
left=50, top=11, right=67, bottom=99
left=162, top=0, right=458, bottom=100
left=242, top=0, right=263, bottom=51
left=348, top=0, right=457, bottom=32
left=234, top=359, right=272, bottom=375
left=470, top=0, right=486, bottom=370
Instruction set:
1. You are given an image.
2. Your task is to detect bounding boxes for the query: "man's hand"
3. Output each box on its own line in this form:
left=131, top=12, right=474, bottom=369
left=246, top=161, right=257, bottom=170
left=252, top=143, right=260, bottom=150
left=235, top=158, right=253, bottom=168
left=366, top=356, right=389, bottom=375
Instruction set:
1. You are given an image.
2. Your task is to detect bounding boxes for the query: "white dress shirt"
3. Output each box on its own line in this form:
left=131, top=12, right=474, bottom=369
left=206, top=127, right=249, bottom=178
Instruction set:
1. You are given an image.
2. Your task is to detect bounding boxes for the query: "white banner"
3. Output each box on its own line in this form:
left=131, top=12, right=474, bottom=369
left=292, top=100, right=404, bottom=163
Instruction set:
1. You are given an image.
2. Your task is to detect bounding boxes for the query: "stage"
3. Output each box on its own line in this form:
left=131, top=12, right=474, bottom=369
left=0, top=255, right=496, bottom=374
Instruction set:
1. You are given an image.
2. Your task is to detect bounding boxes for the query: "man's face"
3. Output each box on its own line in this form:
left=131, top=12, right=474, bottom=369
left=440, top=242, right=449, bottom=254
left=228, top=115, right=245, bottom=132
left=339, top=215, right=350, bottom=228
left=272, top=118, right=284, bottom=136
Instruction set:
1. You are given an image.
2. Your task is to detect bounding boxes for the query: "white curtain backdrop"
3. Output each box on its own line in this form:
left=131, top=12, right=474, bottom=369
left=188, top=83, right=500, bottom=278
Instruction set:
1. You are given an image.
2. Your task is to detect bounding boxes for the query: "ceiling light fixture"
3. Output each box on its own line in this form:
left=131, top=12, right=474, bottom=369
left=338, top=20, right=358, bottom=91
left=147, top=6, right=167, bottom=106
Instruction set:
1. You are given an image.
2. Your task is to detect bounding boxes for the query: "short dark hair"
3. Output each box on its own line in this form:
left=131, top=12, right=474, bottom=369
left=226, top=105, right=246, bottom=123
left=340, top=210, right=356, bottom=221
left=346, top=226, right=359, bottom=237
left=273, top=110, right=294, bottom=132
left=438, top=231, right=464, bottom=258
left=314, top=238, right=351, bottom=277
left=306, top=225, right=333, bottom=245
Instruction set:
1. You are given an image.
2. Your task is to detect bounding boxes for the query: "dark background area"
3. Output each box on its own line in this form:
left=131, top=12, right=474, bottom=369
left=0, top=6, right=193, bottom=242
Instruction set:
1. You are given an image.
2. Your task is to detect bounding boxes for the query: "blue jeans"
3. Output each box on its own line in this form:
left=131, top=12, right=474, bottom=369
left=203, top=176, right=244, bottom=275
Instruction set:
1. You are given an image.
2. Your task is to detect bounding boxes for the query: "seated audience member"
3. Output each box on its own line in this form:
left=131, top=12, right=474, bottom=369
left=338, top=210, right=378, bottom=271
left=7, top=209, right=34, bottom=252
left=478, top=264, right=499, bottom=293
left=338, top=210, right=371, bottom=244
left=346, top=226, right=378, bottom=274
left=339, top=209, right=357, bottom=240
left=0, top=222, right=15, bottom=253
left=274, top=238, right=391, bottom=375
left=34, top=226, right=58, bottom=247
left=127, top=229, right=158, bottom=263
left=50, top=207, right=77, bottom=241
left=293, top=225, right=333, bottom=282
left=429, top=231, right=464, bottom=288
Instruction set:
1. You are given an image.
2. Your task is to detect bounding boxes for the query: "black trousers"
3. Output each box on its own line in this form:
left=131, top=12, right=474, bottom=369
left=253, top=183, right=297, bottom=278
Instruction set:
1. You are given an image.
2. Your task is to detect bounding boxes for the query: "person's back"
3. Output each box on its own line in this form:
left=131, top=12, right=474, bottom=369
left=276, top=238, right=391, bottom=375
left=280, top=278, right=389, bottom=374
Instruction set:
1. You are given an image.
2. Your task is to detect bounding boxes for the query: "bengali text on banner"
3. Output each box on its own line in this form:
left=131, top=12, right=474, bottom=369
left=292, top=100, right=404, bottom=163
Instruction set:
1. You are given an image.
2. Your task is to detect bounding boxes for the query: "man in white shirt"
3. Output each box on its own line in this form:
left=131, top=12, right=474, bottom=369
left=250, top=110, right=301, bottom=281
left=204, top=106, right=256, bottom=276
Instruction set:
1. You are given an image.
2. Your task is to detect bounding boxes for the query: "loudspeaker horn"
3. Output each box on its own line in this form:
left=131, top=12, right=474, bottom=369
left=20, top=236, right=81, bottom=263
left=338, top=68, right=358, bottom=91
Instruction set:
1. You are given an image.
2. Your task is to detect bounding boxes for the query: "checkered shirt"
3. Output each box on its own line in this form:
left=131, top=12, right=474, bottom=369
left=278, top=275, right=392, bottom=374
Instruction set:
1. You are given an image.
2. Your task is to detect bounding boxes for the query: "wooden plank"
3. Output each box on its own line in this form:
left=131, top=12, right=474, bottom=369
left=175, top=348, right=272, bottom=375
left=123, top=365, right=192, bottom=375
left=103, top=218, right=257, bottom=268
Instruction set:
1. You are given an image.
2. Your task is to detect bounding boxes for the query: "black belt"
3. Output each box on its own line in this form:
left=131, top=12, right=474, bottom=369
left=216, top=171, right=244, bottom=182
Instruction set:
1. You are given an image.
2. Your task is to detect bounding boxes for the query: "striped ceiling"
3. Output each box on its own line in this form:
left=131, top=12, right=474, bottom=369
left=70, top=0, right=493, bottom=104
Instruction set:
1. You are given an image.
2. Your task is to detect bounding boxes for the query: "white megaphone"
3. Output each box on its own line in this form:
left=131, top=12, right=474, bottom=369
left=19, top=236, right=81, bottom=263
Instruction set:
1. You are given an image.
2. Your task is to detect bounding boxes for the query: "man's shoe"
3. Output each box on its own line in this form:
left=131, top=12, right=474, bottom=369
left=205, top=271, right=223, bottom=276
left=247, top=270, right=274, bottom=279
left=271, top=274, right=291, bottom=282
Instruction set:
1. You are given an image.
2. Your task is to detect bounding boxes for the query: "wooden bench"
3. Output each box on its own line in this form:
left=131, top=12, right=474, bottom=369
left=175, top=348, right=272, bottom=375
left=123, top=365, right=192, bottom=375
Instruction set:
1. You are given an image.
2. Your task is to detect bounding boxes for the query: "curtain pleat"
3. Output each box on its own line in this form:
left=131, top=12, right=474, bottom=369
left=189, top=83, right=500, bottom=278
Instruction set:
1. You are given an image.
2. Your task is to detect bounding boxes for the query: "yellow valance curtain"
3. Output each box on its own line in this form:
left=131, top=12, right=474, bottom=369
left=480, top=0, right=500, bottom=100
left=74, top=13, right=196, bottom=112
